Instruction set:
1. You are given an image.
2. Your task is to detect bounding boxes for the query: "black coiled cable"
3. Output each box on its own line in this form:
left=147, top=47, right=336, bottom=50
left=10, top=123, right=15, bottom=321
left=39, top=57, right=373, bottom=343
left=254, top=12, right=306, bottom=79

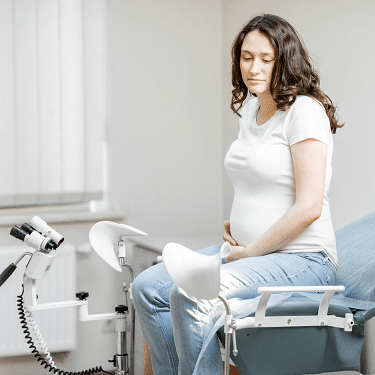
left=17, top=289, right=113, bottom=375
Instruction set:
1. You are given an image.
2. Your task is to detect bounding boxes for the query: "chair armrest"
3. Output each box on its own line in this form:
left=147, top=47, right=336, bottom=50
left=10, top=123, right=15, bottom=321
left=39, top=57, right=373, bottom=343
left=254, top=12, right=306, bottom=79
left=258, top=286, right=345, bottom=293
left=233, top=285, right=353, bottom=331
left=255, top=286, right=345, bottom=326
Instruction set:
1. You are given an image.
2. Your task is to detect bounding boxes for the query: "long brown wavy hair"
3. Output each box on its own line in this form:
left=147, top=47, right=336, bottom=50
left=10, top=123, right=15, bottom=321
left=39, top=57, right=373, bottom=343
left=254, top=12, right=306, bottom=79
left=231, top=14, right=344, bottom=134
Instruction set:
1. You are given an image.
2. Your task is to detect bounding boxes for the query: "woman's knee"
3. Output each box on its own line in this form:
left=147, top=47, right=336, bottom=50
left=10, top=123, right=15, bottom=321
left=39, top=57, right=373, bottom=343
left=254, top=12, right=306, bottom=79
left=133, top=265, right=160, bottom=301
left=169, top=284, right=214, bottom=316
left=132, top=263, right=174, bottom=307
left=169, top=284, right=194, bottom=314
left=169, top=284, right=184, bottom=306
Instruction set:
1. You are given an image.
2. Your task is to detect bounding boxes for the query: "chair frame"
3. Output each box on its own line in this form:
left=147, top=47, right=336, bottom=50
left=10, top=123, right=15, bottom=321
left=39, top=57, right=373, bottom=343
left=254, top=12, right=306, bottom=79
left=230, top=285, right=354, bottom=333
left=218, top=285, right=356, bottom=375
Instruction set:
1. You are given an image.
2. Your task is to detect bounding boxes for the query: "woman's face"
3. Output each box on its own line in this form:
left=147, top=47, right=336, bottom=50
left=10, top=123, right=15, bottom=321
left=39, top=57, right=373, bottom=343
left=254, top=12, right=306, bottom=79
left=240, top=30, right=276, bottom=96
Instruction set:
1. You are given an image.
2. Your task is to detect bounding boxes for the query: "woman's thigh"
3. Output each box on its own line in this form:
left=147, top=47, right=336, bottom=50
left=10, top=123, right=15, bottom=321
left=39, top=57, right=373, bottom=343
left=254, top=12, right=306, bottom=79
left=219, top=251, right=336, bottom=302
left=134, top=245, right=335, bottom=313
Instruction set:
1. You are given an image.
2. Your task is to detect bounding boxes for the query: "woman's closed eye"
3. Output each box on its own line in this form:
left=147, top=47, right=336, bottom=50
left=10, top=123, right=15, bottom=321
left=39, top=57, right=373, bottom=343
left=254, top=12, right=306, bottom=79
left=241, top=56, right=273, bottom=63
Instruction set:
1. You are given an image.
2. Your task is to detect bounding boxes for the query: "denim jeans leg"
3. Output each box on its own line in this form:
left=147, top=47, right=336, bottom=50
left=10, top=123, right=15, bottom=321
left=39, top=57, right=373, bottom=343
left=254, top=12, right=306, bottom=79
left=170, top=284, right=224, bottom=375
left=132, top=262, right=178, bottom=375
left=132, top=244, right=223, bottom=375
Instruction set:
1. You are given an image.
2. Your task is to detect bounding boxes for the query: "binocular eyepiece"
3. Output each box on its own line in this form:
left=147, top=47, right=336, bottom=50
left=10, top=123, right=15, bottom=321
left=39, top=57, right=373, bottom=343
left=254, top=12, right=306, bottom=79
left=30, top=216, right=64, bottom=247
left=10, top=216, right=64, bottom=252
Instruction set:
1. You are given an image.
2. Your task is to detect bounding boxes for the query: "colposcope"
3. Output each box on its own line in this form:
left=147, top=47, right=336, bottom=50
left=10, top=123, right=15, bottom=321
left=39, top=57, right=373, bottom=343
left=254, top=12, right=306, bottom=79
left=0, top=216, right=146, bottom=375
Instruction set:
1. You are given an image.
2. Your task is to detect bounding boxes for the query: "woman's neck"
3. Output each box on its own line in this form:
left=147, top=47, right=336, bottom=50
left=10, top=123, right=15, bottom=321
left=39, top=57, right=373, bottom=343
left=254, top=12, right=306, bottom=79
left=257, top=92, right=277, bottom=114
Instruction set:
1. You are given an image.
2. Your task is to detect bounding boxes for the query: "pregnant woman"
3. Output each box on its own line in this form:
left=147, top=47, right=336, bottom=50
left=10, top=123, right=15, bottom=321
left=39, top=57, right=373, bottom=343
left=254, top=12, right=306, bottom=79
left=132, top=13, right=344, bottom=375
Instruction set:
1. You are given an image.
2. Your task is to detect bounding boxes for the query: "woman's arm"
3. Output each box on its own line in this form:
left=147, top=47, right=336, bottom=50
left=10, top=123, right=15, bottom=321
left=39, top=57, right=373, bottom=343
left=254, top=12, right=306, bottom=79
left=226, top=138, right=327, bottom=262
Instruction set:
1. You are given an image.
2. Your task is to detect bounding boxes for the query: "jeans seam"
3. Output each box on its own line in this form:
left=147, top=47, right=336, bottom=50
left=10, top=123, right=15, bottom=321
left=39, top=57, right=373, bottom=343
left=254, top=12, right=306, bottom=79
left=196, top=308, right=205, bottom=374
left=194, top=300, right=225, bottom=375
left=149, top=282, right=178, bottom=375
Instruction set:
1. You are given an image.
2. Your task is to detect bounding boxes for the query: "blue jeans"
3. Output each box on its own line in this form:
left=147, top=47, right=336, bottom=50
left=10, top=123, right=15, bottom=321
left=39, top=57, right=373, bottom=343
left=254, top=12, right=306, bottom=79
left=132, top=245, right=337, bottom=375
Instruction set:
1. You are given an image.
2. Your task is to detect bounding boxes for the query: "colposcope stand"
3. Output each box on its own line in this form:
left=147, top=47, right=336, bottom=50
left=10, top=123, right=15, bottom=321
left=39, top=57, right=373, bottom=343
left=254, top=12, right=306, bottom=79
left=22, top=240, right=136, bottom=375
left=0, top=217, right=146, bottom=375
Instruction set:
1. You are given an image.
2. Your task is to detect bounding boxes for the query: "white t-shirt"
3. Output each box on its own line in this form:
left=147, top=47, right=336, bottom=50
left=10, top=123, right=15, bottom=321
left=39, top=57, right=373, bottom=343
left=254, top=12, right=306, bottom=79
left=224, top=95, right=338, bottom=268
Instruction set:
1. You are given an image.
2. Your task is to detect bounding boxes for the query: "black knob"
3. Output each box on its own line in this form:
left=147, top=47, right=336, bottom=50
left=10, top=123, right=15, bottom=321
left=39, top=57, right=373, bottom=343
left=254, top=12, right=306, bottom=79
left=76, top=291, right=89, bottom=300
left=108, top=355, right=117, bottom=366
left=115, top=304, right=128, bottom=313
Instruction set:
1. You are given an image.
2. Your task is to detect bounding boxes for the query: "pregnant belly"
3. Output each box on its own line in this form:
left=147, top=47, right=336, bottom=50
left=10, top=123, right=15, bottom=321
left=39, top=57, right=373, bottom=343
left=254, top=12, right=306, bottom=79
left=229, top=197, right=292, bottom=246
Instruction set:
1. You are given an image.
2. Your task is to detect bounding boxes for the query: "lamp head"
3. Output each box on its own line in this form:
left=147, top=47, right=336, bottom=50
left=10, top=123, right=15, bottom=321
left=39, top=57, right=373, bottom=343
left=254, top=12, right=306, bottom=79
left=162, top=242, right=231, bottom=300
left=89, top=221, right=147, bottom=272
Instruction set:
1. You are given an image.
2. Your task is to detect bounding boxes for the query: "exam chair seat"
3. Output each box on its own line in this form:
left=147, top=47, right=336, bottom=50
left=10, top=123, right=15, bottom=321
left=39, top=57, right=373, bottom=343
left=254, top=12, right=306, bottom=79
left=218, top=210, right=375, bottom=375
left=218, top=296, right=369, bottom=375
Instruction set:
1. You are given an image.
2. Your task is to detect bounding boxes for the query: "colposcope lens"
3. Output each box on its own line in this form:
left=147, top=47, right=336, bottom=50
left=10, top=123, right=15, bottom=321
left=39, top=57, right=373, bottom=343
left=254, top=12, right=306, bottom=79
left=21, top=223, right=36, bottom=235
left=10, top=226, right=27, bottom=242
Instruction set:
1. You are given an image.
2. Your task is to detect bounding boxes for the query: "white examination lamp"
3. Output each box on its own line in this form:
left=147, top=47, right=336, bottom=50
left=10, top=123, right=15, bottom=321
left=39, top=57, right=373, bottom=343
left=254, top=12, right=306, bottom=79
left=89, top=221, right=147, bottom=272
left=162, top=241, right=235, bottom=375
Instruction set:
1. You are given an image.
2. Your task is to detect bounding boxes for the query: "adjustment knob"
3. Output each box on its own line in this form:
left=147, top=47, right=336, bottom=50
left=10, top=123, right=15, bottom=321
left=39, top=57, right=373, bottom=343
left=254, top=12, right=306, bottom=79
left=115, top=304, right=128, bottom=313
left=76, top=291, right=89, bottom=300
left=108, top=355, right=117, bottom=366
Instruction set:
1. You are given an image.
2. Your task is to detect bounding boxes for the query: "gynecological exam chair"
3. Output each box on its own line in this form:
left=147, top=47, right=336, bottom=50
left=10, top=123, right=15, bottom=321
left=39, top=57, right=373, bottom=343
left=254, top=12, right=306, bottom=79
left=162, top=210, right=375, bottom=375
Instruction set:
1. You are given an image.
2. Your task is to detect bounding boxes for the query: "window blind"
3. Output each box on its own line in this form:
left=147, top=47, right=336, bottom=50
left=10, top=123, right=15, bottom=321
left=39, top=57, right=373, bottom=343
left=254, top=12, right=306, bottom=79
left=0, top=0, right=107, bottom=208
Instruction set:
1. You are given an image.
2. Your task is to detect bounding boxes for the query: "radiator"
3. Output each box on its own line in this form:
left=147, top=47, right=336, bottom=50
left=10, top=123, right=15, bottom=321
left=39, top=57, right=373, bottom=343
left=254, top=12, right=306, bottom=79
left=0, top=244, right=77, bottom=357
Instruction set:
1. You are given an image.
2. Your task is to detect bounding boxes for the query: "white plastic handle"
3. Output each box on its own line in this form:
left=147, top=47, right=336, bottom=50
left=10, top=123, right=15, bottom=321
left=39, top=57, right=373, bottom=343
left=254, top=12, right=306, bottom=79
left=258, top=285, right=345, bottom=294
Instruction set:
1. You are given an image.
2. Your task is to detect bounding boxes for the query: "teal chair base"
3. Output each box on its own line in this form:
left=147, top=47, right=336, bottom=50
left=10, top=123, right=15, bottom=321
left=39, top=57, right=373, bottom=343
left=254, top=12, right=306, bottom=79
left=218, top=298, right=365, bottom=374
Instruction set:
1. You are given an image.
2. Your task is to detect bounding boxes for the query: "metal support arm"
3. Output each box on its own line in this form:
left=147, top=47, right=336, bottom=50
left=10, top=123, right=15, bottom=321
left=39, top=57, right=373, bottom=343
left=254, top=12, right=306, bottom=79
left=233, top=285, right=354, bottom=332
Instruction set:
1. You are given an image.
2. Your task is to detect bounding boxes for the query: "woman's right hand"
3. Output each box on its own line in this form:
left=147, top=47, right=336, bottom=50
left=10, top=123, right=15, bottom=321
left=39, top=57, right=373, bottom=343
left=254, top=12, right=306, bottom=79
left=223, top=220, right=238, bottom=246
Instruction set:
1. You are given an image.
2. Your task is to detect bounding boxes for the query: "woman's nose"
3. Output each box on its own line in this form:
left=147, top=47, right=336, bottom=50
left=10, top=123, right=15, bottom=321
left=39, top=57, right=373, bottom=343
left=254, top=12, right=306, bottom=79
left=249, top=58, right=261, bottom=75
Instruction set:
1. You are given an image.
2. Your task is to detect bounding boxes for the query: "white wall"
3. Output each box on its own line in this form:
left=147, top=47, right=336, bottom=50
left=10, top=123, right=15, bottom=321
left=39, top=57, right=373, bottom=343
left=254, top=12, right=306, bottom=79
left=108, top=0, right=224, bottom=238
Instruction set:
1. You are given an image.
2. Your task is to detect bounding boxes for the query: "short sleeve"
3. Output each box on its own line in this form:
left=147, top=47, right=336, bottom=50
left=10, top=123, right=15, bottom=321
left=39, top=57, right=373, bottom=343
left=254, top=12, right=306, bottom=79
left=285, top=96, right=330, bottom=146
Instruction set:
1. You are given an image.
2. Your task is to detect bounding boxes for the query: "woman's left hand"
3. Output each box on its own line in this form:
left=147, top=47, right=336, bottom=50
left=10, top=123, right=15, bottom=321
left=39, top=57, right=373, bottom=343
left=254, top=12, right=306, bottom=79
left=225, top=245, right=249, bottom=263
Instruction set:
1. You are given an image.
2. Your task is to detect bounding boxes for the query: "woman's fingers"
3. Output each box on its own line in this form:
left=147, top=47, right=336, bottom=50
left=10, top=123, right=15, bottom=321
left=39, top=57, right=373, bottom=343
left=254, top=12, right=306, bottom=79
left=223, top=232, right=236, bottom=245
left=223, top=221, right=238, bottom=246
left=224, top=220, right=231, bottom=233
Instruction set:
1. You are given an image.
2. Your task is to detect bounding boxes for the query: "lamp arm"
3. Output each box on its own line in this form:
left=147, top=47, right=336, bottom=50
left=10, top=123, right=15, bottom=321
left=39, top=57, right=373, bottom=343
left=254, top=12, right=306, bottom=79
left=23, top=274, right=118, bottom=320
